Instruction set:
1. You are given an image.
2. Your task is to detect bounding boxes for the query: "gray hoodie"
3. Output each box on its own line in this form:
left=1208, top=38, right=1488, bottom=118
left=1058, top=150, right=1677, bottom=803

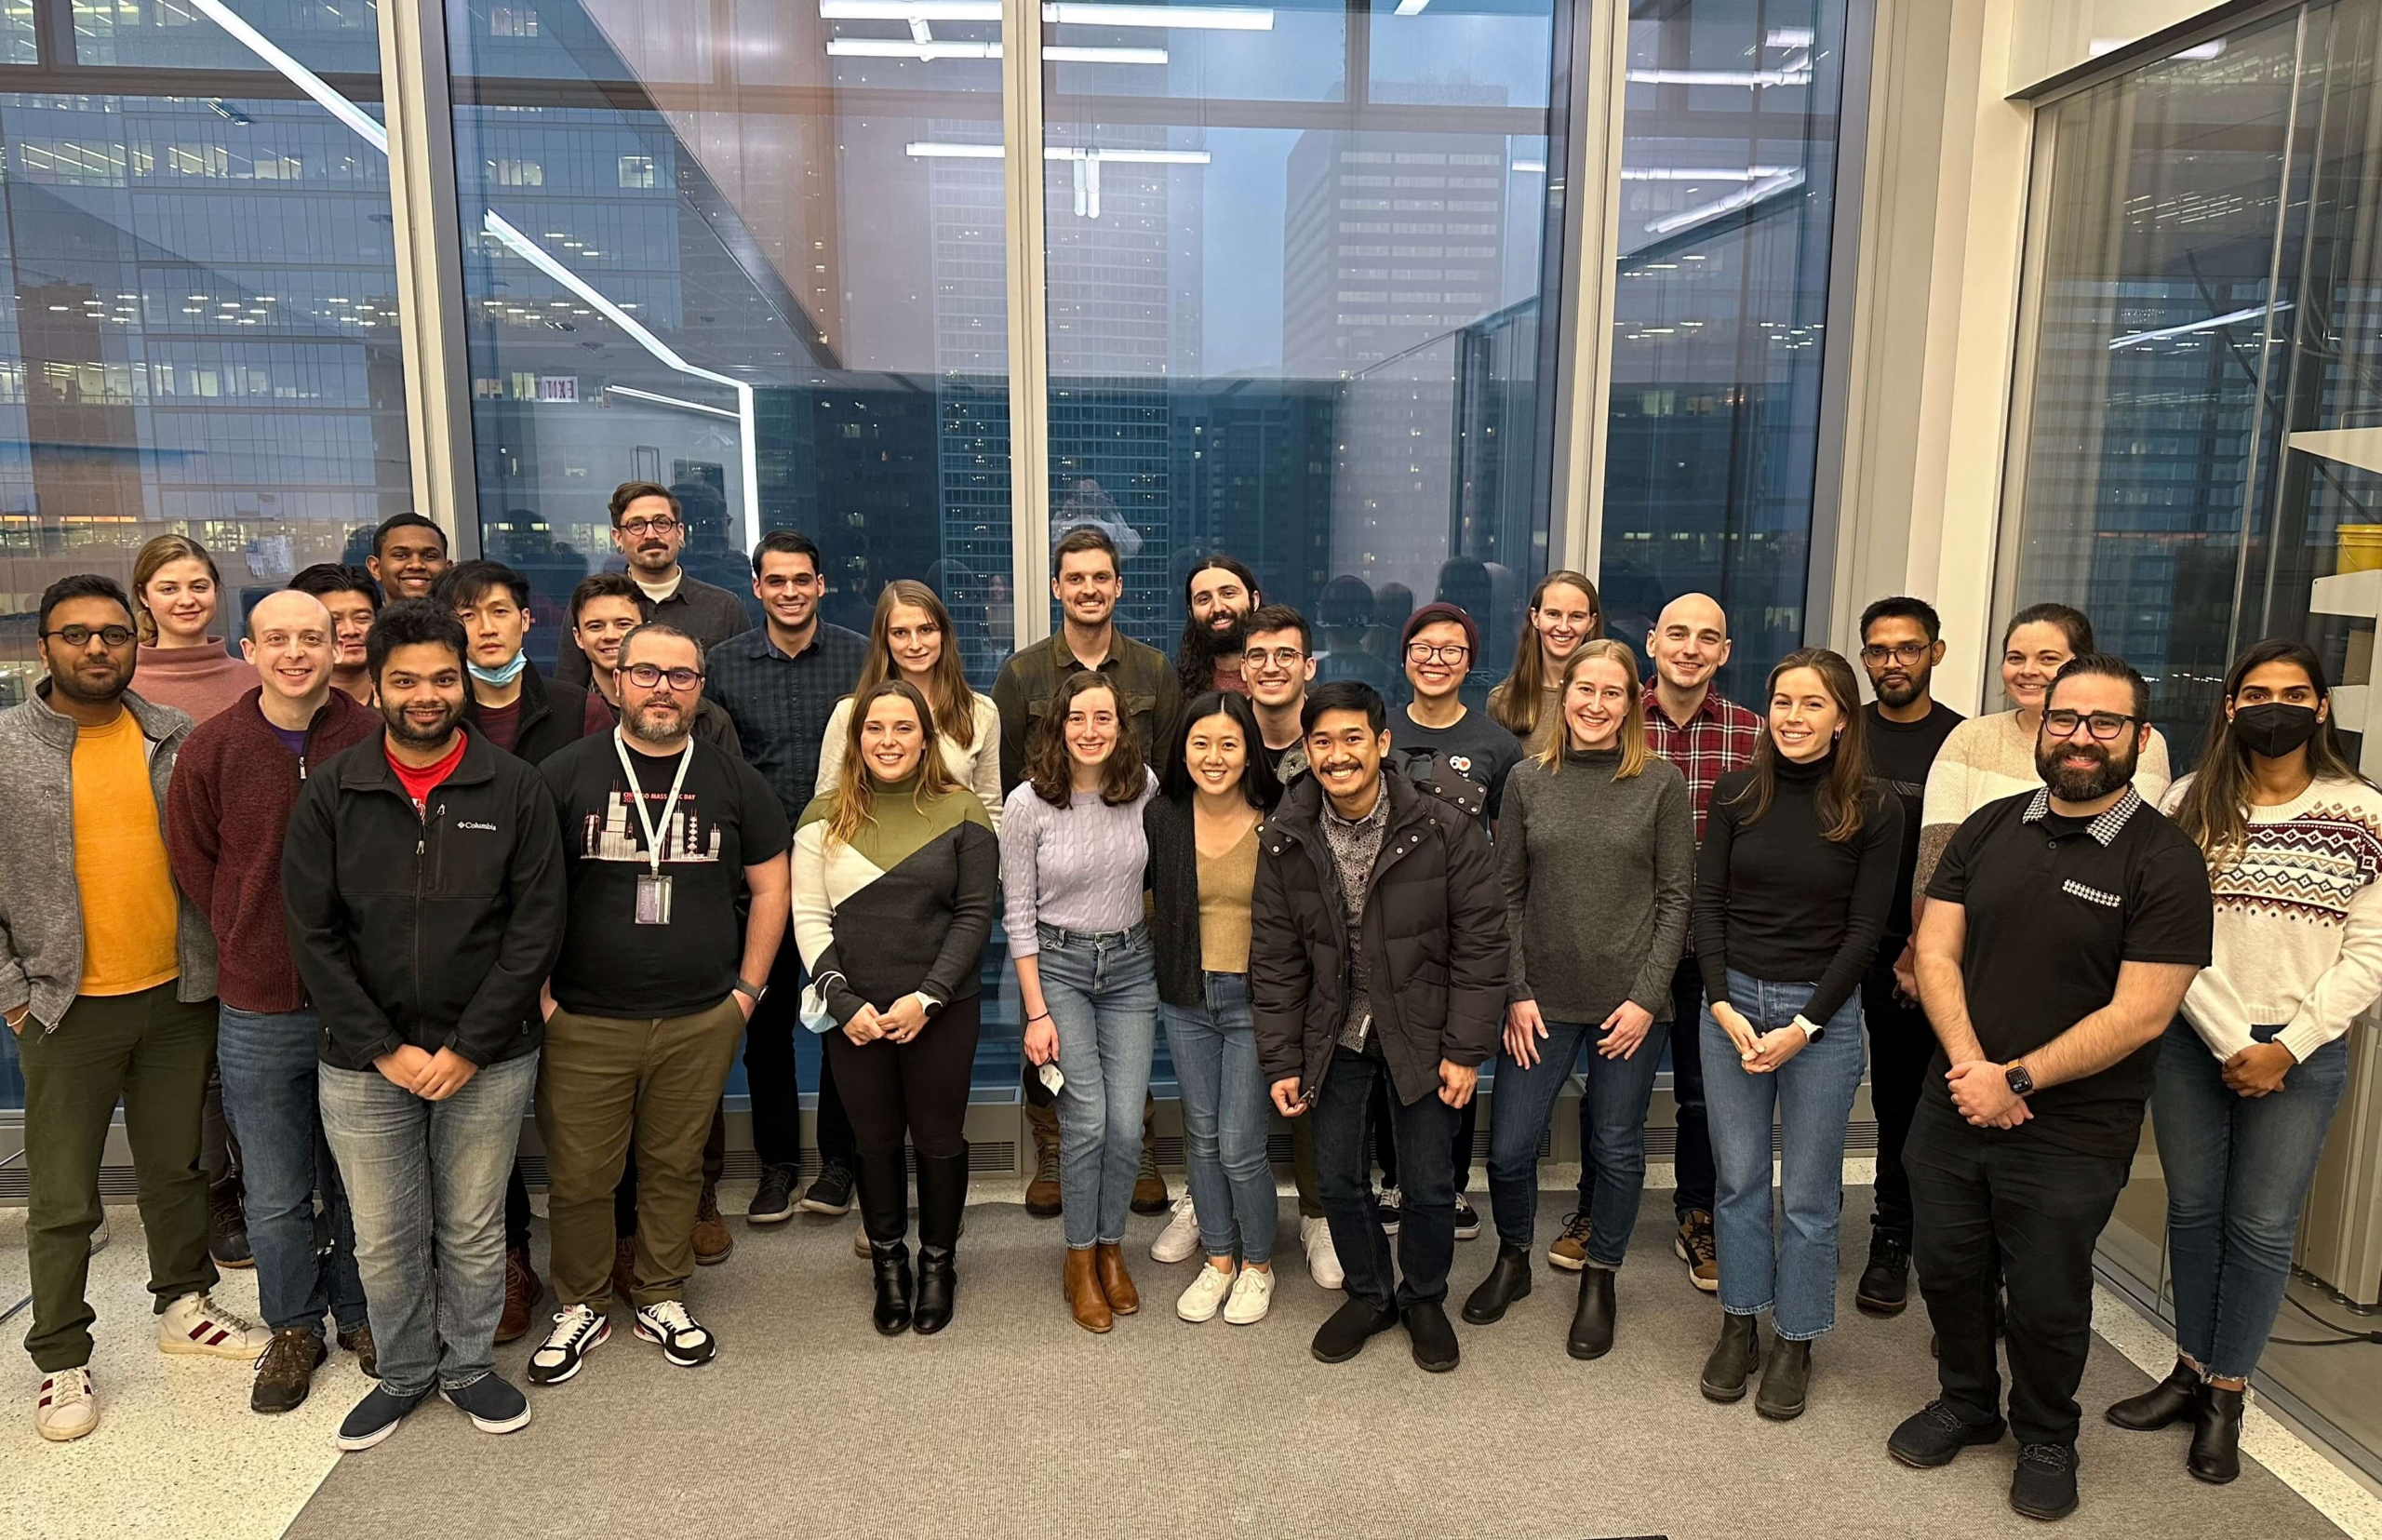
left=0, top=683, right=217, bottom=1030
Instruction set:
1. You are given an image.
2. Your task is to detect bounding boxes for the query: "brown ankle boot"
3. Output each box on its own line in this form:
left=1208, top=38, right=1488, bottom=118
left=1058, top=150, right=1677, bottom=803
left=1065, top=1248, right=1112, bottom=1333
left=1095, top=1242, right=1140, bottom=1315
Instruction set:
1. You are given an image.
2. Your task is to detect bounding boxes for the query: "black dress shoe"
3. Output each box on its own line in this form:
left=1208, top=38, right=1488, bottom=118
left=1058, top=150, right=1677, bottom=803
left=870, top=1242, right=914, bottom=1335
left=1566, top=1266, right=1614, bottom=1360
left=1461, top=1244, right=1532, bottom=1325
left=1855, top=1232, right=1910, bottom=1316
left=1700, top=1311, right=1761, bottom=1402
left=2009, top=1442, right=2080, bottom=1521
left=1311, top=1296, right=1400, bottom=1363
left=2188, top=1383, right=2243, bottom=1484
left=1888, top=1399, right=2006, bottom=1467
left=1404, top=1301, right=1460, bottom=1373
left=1756, top=1336, right=1812, bottom=1420
left=912, top=1247, right=956, bottom=1336
left=2106, top=1358, right=2200, bottom=1430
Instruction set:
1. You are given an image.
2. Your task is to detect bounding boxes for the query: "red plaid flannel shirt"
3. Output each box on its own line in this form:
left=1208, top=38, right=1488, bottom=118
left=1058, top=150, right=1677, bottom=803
left=1641, top=680, right=1762, bottom=845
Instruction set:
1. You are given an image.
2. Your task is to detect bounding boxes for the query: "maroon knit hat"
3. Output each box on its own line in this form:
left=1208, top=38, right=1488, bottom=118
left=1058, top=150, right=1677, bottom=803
left=1401, top=601, right=1479, bottom=659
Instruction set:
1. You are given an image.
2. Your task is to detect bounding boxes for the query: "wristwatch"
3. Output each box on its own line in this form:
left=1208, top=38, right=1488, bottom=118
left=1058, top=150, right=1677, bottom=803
left=733, top=978, right=768, bottom=1005
left=2005, top=1062, right=2035, bottom=1099
left=1791, top=1014, right=1825, bottom=1042
left=911, top=991, right=945, bottom=1019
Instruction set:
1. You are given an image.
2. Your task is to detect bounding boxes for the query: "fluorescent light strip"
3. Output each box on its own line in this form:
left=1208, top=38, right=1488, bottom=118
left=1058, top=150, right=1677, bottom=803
left=2091, top=35, right=2225, bottom=61
left=1047, top=45, right=1169, bottom=62
left=1766, top=27, right=1815, bottom=47
left=1509, top=160, right=1546, bottom=174
left=2108, top=301, right=2285, bottom=349
left=1395, top=0, right=1429, bottom=14
left=607, top=384, right=742, bottom=422
left=820, top=0, right=1001, bottom=18
left=1626, top=68, right=1811, bottom=87
left=1622, top=166, right=1796, bottom=181
left=1644, top=167, right=1804, bottom=235
left=1041, top=3, right=1272, bottom=30
left=187, top=0, right=389, bottom=152
left=906, top=141, right=1213, bottom=165
left=907, top=141, right=1006, bottom=157
left=828, top=36, right=998, bottom=58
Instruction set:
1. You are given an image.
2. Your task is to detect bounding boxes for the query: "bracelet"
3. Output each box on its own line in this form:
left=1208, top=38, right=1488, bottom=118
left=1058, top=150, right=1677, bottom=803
left=1027, top=1011, right=1052, bottom=1025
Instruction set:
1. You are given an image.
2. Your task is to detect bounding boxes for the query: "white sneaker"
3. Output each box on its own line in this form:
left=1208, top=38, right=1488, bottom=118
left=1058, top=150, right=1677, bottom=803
left=157, top=1291, right=270, bottom=1360
left=1150, top=1192, right=1201, bottom=1265
left=34, top=1367, right=96, bottom=1441
left=1302, top=1215, right=1344, bottom=1292
left=1224, top=1266, right=1274, bottom=1325
left=1176, top=1263, right=1236, bottom=1322
left=527, top=1304, right=609, bottom=1386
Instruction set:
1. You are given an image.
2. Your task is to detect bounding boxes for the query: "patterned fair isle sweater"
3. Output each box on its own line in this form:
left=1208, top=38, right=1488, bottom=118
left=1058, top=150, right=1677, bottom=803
left=2161, top=772, right=2382, bottom=1064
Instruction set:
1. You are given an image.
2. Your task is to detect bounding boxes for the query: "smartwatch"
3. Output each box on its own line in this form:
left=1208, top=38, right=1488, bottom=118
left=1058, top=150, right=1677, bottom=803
left=733, top=978, right=768, bottom=1005
left=912, top=992, right=945, bottom=1020
left=1791, top=1013, right=1825, bottom=1042
left=2005, top=1062, right=2035, bottom=1099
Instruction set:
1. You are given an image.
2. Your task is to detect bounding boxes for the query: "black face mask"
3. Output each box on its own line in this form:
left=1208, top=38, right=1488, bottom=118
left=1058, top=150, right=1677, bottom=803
left=2232, top=701, right=2322, bottom=758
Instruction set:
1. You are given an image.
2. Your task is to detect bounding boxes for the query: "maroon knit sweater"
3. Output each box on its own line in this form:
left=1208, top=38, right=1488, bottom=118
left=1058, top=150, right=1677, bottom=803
left=166, top=686, right=380, bottom=1012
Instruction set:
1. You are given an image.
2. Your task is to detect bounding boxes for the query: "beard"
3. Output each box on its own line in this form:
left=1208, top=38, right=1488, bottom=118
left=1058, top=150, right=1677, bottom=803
left=381, top=694, right=463, bottom=748
left=1872, top=666, right=1928, bottom=709
left=49, top=656, right=130, bottom=708
left=2035, top=737, right=2135, bottom=802
left=1201, top=611, right=1250, bottom=660
left=626, top=698, right=687, bottom=743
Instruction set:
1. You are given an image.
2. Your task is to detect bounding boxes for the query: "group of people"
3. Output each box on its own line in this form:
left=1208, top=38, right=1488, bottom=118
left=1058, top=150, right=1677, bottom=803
left=6, top=494, right=2375, bottom=1529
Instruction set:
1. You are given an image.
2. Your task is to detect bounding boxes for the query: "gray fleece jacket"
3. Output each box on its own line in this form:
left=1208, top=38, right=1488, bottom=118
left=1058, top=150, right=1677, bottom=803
left=0, top=684, right=217, bottom=1030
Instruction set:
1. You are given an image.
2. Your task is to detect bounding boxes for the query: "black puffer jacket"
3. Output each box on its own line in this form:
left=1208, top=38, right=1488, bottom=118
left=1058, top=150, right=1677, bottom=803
left=1250, top=769, right=1507, bottom=1108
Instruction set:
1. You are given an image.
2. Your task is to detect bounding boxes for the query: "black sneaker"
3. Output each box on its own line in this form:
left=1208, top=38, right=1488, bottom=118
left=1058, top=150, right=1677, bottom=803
left=1452, top=1195, right=1481, bottom=1240
left=2010, top=1442, right=2080, bottom=1521
left=1888, top=1399, right=2008, bottom=1468
left=799, top=1162, right=855, bottom=1217
left=1372, top=1188, right=1402, bottom=1236
left=335, top=1384, right=429, bottom=1453
left=443, top=1373, right=532, bottom=1435
left=527, top=1304, right=609, bottom=1386
left=1856, top=1233, right=1911, bottom=1316
left=207, top=1181, right=253, bottom=1270
left=748, top=1165, right=798, bottom=1225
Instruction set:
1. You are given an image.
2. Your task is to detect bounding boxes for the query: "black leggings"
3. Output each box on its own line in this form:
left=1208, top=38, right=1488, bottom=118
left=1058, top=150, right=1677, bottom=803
left=823, top=995, right=981, bottom=1159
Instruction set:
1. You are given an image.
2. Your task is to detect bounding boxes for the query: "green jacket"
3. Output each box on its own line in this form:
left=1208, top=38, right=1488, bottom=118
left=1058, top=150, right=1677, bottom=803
left=991, top=627, right=1181, bottom=796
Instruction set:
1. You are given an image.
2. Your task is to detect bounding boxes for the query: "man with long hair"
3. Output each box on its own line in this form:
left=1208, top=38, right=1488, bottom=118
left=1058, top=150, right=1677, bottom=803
left=1175, top=556, right=1261, bottom=698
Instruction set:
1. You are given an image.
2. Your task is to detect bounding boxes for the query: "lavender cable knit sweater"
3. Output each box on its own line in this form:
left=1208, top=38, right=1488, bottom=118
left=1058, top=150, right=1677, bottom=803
left=999, top=771, right=1157, bottom=957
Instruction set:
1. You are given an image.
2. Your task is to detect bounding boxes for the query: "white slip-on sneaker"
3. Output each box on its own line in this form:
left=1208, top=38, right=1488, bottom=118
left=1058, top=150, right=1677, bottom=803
left=1301, top=1215, right=1345, bottom=1292
left=1176, top=1264, right=1237, bottom=1323
left=158, top=1291, right=271, bottom=1360
left=1150, top=1192, right=1201, bottom=1265
left=35, top=1367, right=96, bottom=1441
left=1224, top=1266, right=1275, bottom=1325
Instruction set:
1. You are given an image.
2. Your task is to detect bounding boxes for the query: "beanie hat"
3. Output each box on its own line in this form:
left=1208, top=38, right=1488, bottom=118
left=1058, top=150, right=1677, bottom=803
left=1402, top=601, right=1479, bottom=660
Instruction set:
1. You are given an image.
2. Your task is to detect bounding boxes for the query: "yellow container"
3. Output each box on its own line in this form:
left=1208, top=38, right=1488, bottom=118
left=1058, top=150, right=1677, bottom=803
left=2340, top=525, right=2382, bottom=574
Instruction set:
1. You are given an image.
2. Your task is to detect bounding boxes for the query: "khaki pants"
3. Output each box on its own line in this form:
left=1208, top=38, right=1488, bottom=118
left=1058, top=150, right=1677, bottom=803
left=535, top=997, right=743, bottom=1311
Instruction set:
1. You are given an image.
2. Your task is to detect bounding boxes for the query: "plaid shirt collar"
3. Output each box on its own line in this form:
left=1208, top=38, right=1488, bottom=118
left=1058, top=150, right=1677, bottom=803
left=1641, top=679, right=1728, bottom=727
left=2021, top=784, right=2143, bottom=847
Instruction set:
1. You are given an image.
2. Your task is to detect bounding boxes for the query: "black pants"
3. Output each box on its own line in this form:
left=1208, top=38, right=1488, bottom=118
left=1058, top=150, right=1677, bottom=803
left=1584, top=953, right=1711, bottom=1217
left=1906, top=1105, right=2130, bottom=1448
left=823, top=995, right=981, bottom=1161
left=1368, top=1073, right=1476, bottom=1194
left=1859, top=947, right=1934, bottom=1242
left=1315, top=1049, right=1459, bottom=1309
left=613, top=1103, right=729, bottom=1236
left=744, top=943, right=856, bottom=1172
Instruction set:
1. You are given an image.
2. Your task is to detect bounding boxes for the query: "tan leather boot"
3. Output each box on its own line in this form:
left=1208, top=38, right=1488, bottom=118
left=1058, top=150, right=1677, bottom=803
left=1065, top=1247, right=1112, bottom=1333
left=1095, top=1242, right=1141, bottom=1316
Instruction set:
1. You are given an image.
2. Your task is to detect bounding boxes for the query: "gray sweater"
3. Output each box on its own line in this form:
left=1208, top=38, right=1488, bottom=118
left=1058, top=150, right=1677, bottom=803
left=1500, top=748, right=1694, bottom=1023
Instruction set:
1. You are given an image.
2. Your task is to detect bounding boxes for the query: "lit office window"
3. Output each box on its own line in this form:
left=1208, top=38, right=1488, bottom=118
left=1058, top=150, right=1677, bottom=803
left=1597, top=0, right=1851, bottom=702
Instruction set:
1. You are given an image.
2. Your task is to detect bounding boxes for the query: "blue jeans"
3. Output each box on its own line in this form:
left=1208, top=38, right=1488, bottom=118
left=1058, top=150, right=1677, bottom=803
left=1489, top=1015, right=1666, bottom=1266
left=217, top=1007, right=366, bottom=1337
left=1701, top=971, right=1866, bottom=1340
left=319, top=1051, right=537, bottom=1399
left=2154, top=1017, right=2352, bottom=1381
left=1160, top=972, right=1278, bottom=1266
left=1037, top=923, right=1158, bottom=1251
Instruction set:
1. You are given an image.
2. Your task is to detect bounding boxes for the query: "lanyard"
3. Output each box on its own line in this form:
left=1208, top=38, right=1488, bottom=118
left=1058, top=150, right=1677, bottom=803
left=613, top=728, right=694, bottom=877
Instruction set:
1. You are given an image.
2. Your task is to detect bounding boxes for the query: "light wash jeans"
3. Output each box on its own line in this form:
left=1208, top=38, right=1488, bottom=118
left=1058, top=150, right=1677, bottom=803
left=1037, top=922, right=1158, bottom=1251
left=319, top=1051, right=537, bottom=1399
left=218, top=1006, right=366, bottom=1337
left=1160, top=971, right=1277, bottom=1265
left=1701, top=970, right=1866, bottom=1341
left=2154, top=1017, right=2352, bottom=1381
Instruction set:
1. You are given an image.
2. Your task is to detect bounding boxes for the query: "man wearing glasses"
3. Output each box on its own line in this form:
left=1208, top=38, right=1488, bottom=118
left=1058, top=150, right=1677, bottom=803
left=1852, top=596, right=1964, bottom=1318
left=1242, top=604, right=1318, bottom=784
left=1892, top=654, right=2210, bottom=1522
left=552, top=482, right=755, bottom=691
left=528, top=623, right=789, bottom=1387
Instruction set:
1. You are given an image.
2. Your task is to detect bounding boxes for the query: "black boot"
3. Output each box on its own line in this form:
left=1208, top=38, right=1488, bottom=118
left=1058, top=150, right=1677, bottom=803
left=2107, top=1358, right=2201, bottom=1430
left=1855, top=1232, right=1909, bottom=1316
left=1700, top=1312, right=1761, bottom=1402
left=1567, top=1265, right=1615, bottom=1360
left=2188, top=1383, right=2244, bottom=1484
left=1756, top=1335, right=1812, bottom=1420
left=857, top=1148, right=912, bottom=1335
left=871, top=1243, right=914, bottom=1335
left=912, top=1148, right=969, bottom=1336
left=1461, top=1243, right=1533, bottom=1325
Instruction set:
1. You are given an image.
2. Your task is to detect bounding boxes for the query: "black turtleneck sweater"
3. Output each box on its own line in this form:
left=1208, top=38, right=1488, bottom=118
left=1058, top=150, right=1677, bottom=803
left=1693, top=749, right=1903, bottom=1025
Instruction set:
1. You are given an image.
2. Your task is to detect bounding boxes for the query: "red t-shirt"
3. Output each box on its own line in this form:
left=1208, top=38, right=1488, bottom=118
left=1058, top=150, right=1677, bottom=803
left=387, top=733, right=467, bottom=814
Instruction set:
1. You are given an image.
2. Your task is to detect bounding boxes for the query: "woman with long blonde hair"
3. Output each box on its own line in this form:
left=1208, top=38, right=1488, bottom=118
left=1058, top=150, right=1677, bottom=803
left=816, top=579, right=1001, bottom=826
left=792, top=679, right=999, bottom=1337
left=1486, top=570, right=1600, bottom=742
left=132, top=532, right=250, bottom=723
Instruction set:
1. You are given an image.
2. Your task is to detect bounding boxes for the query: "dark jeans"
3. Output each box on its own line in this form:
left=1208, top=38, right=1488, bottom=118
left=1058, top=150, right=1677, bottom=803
left=1859, top=948, right=1933, bottom=1242
left=1585, top=953, right=1712, bottom=1217
left=217, top=1005, right=366, bottom=1336
left=1907, top=1105, right=2129, bottom=1448
left=1314, top=1048, right=1459, bottom=1310
left=744, top=940, right=854, bottom=1172
left=1368, top=1073, right=1476, bottom=1195
left=1488, top=1016, right=1665, bottom=1264
left=2154, top=1017, right=2352, bottom=1381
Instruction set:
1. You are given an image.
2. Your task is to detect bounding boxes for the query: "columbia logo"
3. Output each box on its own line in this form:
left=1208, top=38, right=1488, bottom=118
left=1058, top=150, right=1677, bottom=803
left=2063, top=879, right=2122, bottom=908
left=456, top=820, right=498, bottom=832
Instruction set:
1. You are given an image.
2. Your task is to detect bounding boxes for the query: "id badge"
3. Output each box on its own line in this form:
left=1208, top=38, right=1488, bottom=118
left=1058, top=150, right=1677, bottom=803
left=635, top=872, right=673, bottom=925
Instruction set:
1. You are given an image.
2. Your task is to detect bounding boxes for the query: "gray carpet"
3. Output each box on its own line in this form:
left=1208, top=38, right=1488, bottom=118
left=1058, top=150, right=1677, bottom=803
left=287, top=1189, right=2348, bottom=1540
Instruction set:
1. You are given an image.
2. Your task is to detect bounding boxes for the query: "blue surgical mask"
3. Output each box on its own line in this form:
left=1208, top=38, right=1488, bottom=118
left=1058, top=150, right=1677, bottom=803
left=468, top=653, right=528, bottom=687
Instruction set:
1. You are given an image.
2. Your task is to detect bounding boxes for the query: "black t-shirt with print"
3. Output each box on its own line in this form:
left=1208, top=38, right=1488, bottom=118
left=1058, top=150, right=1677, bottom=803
left=1921, top=787, right=2213, bottom=1158
left=541, top=732, right=791, bottom=1018
left=1390, top=707, right=1524, bottom=824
